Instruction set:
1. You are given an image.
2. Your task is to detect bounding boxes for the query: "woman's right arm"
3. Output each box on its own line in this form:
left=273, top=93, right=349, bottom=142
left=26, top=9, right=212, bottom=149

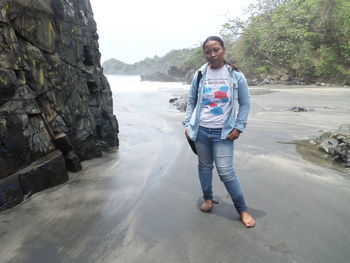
left=182, top=71, right=199, bottom=128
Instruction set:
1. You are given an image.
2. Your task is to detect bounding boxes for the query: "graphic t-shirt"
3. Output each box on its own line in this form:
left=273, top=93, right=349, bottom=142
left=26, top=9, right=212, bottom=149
left=199, top=66, right=232, bottom=128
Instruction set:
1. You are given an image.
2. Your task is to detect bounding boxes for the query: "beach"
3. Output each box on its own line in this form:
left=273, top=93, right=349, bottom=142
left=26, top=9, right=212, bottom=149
left=0, top=76, right=349, bottom=263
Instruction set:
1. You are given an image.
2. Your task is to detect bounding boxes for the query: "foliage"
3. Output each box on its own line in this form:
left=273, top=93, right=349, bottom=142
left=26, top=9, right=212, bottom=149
left=221, top=0, right=350, bottom=83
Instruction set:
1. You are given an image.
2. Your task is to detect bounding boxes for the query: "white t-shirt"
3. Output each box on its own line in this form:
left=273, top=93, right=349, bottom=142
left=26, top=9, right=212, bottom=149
left=199, top=66, right=232, bottom=128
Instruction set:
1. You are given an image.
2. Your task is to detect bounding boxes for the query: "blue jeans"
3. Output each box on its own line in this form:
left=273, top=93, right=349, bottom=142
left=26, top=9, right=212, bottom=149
left=194, top=126, right=248, bottom=214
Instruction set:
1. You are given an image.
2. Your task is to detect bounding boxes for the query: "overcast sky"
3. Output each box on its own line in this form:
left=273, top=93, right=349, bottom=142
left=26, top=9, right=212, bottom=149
left=90, top=0, right=255, bottom=64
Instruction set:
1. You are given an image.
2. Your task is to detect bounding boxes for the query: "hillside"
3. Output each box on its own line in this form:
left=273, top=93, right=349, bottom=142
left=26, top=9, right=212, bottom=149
left=102, top=48, right=201, bottom=82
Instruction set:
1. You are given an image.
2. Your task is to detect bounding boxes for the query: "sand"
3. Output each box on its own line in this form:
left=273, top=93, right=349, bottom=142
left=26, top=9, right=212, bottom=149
left=0, top=77, right=349, bottom=263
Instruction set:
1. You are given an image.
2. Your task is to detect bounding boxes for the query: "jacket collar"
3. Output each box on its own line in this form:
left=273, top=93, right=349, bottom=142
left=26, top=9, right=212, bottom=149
left=198, top=62, right=209, bottom=74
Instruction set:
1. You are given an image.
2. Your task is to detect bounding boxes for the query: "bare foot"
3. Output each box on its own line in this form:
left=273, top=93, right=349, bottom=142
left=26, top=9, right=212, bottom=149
left=200, top=200, right=213, bottom=212
left=240, top=211, right=255, bottom=228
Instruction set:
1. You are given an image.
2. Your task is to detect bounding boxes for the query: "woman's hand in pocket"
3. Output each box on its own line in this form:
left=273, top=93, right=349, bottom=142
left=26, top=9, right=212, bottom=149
left=185, top=128, right=189, bottom=139
left=228, top=128, right=241, bottom=141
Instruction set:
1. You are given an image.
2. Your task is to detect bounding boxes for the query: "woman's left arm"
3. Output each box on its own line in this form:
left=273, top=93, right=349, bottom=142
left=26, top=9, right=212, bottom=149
left=234, top=72, right=251, bottom=132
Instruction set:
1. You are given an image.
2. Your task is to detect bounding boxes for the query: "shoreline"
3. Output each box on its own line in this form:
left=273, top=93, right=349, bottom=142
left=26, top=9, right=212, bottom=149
left=253, top=84, right=350, bottom=90
left=105, top=74, right=350, bottom=89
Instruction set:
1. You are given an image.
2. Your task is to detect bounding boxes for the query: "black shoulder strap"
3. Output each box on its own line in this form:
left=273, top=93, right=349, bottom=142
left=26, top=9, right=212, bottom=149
left=194, top=71, right=202, bottom=106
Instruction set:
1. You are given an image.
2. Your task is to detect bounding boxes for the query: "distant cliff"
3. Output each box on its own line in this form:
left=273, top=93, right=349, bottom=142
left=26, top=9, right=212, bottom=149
left=103, top=59, right=134, bottom=75
left=0, top=0, right=119, bottom=210
left=103, top=48, right=203, bottom=83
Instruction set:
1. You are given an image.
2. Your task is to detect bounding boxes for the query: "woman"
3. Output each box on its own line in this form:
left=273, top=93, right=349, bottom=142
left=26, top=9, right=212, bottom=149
left=183, top=36, right=255, bottom=228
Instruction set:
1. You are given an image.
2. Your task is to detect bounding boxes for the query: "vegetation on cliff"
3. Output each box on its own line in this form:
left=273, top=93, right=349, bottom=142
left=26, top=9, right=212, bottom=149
left=222, top=0, right=350, bottom=84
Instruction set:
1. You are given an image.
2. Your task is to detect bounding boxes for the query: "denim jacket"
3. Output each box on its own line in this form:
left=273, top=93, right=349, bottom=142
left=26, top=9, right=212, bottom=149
left=182, top=63, right=251, bottom=141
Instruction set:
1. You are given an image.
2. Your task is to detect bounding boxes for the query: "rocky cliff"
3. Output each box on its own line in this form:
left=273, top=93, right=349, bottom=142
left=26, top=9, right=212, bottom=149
left=0, top=0, right=119, bottom=209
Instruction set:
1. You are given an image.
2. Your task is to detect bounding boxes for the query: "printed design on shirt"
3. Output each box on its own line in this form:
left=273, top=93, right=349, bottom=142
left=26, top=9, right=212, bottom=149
left=209, top=102, right=223, bottom=115
left=202, top=98, right=212, bottom=106
left=211, top=106, right=224, bottom=115
left=202, top=85, right=230, bottom=115
left=203, top=86, right=212, bottom=94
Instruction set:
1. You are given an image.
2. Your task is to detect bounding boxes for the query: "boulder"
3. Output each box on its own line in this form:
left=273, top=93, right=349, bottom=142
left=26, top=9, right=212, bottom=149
left=316, top=124, right=350, bottom=167
left=288, top=106, right=314, bottom=112
left=16, top=150, right=68, bottom=198
left=0, top=173, right=24, bottom=211
left=290, top=106, right=307, bottom=112
left=53, top=133, right=73, bottom=156
left=169, top=95, right=188, bottom=112
left=53, top=133, right=82, bottom=172
left=65, top=151, right=82, bottom=172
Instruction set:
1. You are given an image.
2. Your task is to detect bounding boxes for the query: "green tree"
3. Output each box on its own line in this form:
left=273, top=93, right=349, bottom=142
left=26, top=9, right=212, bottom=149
left=221, top=0, right=350, bottom=83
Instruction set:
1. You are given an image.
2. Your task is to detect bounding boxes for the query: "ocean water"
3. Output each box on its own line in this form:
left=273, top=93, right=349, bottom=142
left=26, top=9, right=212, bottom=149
left=107, top=75, right=189, bottom=149
left=107, top=75, right=188, bottom=114
left=107, top=75, right=189, bottom=93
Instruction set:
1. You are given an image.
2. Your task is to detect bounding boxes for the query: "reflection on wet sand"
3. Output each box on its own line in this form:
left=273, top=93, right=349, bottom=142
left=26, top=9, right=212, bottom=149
left=295, top=140, right=350, bottom=176
left=274, top=140, right=350, bottom=176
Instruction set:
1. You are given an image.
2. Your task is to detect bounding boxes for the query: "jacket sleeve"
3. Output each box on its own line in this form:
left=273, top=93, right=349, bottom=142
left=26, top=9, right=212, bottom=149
left=182, top=71, right=199, bottom=128
left=234, top=72, right=251, bottom=132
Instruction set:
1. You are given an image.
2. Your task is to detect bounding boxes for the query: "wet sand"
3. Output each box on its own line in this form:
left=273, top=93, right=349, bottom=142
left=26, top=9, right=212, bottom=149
left=1, top=77, right=350, bottom=263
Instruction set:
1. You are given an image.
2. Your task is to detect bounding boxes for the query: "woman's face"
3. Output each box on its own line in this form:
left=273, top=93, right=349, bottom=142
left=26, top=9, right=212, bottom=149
left=203, top=40, right=225, bottom=69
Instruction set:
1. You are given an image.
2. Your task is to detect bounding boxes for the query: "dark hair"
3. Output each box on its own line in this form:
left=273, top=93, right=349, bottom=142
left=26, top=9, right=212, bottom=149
left=202, top=36, right=240, bottom=71
left=202, top=36, right=225, bottom=49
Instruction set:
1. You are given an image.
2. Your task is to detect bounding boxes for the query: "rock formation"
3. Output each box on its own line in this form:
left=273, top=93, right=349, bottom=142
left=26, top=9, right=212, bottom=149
left=169, top=95, right=188, bottom=112
left=317, top=124, right=350, bottom=167
left=0, top=0, right=119, bottom=210
left=288, top=106, right=314, bottom=112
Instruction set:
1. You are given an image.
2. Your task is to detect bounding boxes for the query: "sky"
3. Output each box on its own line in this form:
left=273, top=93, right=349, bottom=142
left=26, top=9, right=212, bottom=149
left=89, top=0, right=255, bottom=64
